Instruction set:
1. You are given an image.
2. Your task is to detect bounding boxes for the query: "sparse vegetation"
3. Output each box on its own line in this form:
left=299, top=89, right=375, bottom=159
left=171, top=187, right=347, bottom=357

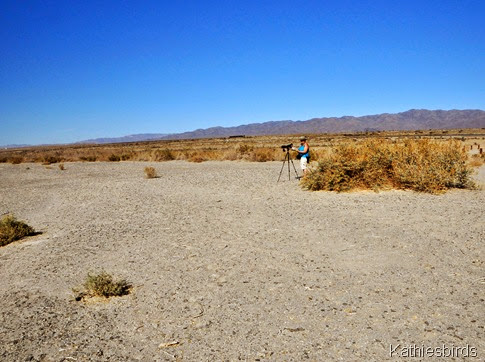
left=469, top=154, right=484, bottom=167
left=75, top=271, right=131, bottom=300
left=42, top=155, right=61, bottom=165
left=0, top=214, right=36, bottom=247
left=153, top=149, right=175, bottom=161
left=108, top=154, right=121, bottom=161
left=302, top=139, right=475, bottom=193
left=0, top=129, right=483, bottom=166
left=144, top=166, right=157, bottom=178
left=58, top=163, right=65, bottom=170
left=9, top=156, right=23, bottom=164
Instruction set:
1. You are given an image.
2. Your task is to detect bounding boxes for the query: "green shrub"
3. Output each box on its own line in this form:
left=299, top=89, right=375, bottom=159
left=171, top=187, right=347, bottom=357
left=0, top=214, right=36, bottom=246
left=78, top=271, right=131, bottom=299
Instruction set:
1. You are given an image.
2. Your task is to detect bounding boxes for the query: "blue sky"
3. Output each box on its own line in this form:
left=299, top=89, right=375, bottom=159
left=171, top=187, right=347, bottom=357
left=1, top=0, right=484, bottom=145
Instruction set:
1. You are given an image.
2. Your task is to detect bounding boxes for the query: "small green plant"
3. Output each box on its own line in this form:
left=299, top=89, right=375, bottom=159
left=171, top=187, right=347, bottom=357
left=144, top=166, right=157, bottom=178
left=75, top=271, right=131, bottom=300
left=0, top=214, right=36, bottom=247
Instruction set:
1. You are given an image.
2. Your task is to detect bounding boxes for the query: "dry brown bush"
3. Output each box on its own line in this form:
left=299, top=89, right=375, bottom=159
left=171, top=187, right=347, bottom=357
left=250, top=148, right=275, bottom=162
left=302, top=139, right=475, bottom=193
left=0, top=214, right=36, bottom=247
left=108, top=154, right=121, bottom=161
left=468, top=154, right=484, bottom=167
left=42, top=155, right=62, bottom=164
left=58, top=163, right=65, bottom=170
left=144, top=166, right=157, bottom=178
left=153, top=149, right=175, bottom=161
left=9, top=156, right=24, bottom=164
left=188, top=153, right=205, bottom=163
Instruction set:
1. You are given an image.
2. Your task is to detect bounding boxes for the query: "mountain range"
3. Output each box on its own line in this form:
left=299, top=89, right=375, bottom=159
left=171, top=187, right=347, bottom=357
left=3, top=109, right=485, bottom=148
left=158, top=109, right=484, bottom=141
left=87, top=109, right=484, bottom=144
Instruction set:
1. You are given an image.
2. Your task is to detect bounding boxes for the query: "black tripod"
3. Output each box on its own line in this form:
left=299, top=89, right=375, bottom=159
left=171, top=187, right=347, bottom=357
left=277, top=147, right=300, bottom=182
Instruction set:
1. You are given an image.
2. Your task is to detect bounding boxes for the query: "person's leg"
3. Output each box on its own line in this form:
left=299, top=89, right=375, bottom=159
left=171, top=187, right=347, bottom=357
left=300, top=157, right=307, bottom=176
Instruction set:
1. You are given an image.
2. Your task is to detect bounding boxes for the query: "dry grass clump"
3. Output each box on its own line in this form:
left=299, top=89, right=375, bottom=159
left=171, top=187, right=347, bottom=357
left=188, top=154, right=205, bottom=163
left=144, top=166, right=157, bottom=178
left=9, top=156, right=24, bottom=164
left=0, top=214, right=36, bottom=247
left=153, top=149, right=175, bottom=161
left=302, top=139, right=474, bottom=193
left=58, top=163, right=65, bottom=170
left=42, top=155, right=62, bottom=165
left=250, top=148, right=276, bottom=162
left=75, top=271, right=131, bottom=300
left=469, top=154, right=484, bottom=167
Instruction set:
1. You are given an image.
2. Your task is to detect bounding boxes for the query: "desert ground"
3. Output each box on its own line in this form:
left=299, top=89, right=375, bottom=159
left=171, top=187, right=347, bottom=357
left=0, top=160, right=484, bottom=361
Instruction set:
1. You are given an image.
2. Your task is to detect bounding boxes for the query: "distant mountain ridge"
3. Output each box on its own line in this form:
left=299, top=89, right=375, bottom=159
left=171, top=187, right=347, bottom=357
left=77, top=133, right=170, bottom=144
left=3, top=109, right=484, bottom=148
left=159, top=109, right=485, bottom=140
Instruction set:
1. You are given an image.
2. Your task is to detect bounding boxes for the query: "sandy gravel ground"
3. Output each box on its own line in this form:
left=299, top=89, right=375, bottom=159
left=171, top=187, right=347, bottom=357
left=0, top=161, right=484, bottom=361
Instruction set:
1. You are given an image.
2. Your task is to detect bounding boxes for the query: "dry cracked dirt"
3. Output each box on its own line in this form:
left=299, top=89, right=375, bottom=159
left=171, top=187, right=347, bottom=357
left=0, top=161, right=484, bottom=361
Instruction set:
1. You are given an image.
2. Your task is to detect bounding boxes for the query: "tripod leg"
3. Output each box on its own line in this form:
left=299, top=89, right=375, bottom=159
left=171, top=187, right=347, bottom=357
left=290, top=158, right=300, bottom=179
left=287, top=152, right=291, bottom=180
left=277, top=155, right=287, bottom=182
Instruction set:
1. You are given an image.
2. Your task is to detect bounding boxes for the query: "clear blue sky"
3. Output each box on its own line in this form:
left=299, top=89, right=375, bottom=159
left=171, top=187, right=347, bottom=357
left=1, top=0, right=484, bottom=145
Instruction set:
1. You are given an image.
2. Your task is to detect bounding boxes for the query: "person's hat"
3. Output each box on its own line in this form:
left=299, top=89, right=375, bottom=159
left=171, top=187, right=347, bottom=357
left=299, top=136, right=307, bottom=141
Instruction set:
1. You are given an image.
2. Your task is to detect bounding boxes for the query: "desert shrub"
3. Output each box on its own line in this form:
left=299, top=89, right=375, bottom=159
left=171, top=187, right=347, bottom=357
left=153, top=149, right=175, bottom=161
left=187, top=151, right=206, bottom=163
left=80, top=156, right=97, bottom=162
left=0, top=157, right=7, bottom=163
left=188, top=155, right=205, bottom=163
left=120, top=154, right=131, bottom=161
left=42, top=155, right=61, bottom=164
left=144, top=166, right=157, bottom=178
left=108, top=154, right=121, bottom=162
left=237, top=144, right=253, bottom=155
left=79, top=271, right=131, bottom=298
left=58, top=163, right=65, bottom=170
left=302, top=139, right=474, bottom=193
left=0, top=214, right=36, bottom=247
left=469, top=154, right=484, bottom=167
left=250, top=148, right=274, bottom=162
left=9, top=156, right=24, bottom=164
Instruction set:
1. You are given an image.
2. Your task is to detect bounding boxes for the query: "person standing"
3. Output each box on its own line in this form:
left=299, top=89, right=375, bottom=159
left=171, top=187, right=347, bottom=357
left=294, top=136, right=310, bottom=176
